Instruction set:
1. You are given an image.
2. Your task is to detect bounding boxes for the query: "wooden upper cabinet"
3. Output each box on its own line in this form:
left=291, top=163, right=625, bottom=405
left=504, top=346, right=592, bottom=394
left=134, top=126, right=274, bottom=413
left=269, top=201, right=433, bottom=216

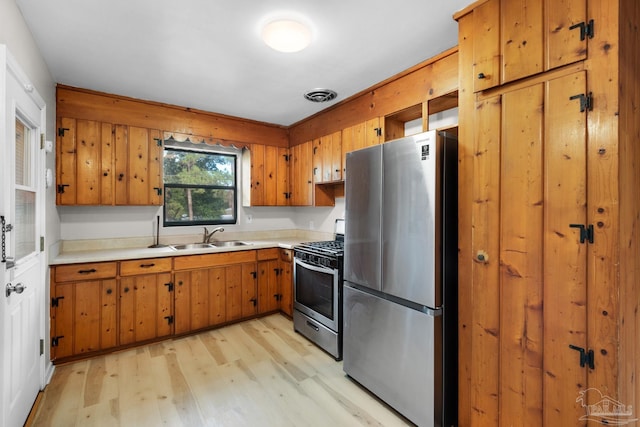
left=290, top=140, right=313, bottom=206
left=313, top=131, right=342, bottom=184
left=115, top=125, right=163, bottom=206
left=243, top=144, right=290, bottom=207
left=473, top=0, right=501, bottom=91
left=56, top=118, right=162, bottom=206
left=459, top=0, right=590, bottom=90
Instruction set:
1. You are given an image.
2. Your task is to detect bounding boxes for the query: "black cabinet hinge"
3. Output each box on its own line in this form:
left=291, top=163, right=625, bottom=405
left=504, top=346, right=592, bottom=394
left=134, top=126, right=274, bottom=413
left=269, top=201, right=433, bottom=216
left=569, top=19, right=595, bottom=41
left=283, top=154, right=290, bottom=161
left=569, top=223, right=594, bottom=244
left=164, top=315, right=174, bottom=325
left=250, top=271, right=257, bottom=279
left=58, top=127, right=69, bottom=137
left=164, top=282, right=174, bottom=292
left=375, top=127, right=382, bottom=137
left=283, top=192, right=291, bottom=199
left=154, top=137, right=163, bottom=147
left=57, top=184, right=70, bottom=194
left=51, top=336, right=64, bottom=347
left=153, top=187, right=163, bottom=196
left=569, top=344, right=595, bottom=369
left=569, top=93, right=593, bottom=112
left=51, top=296, right=65, bottom=307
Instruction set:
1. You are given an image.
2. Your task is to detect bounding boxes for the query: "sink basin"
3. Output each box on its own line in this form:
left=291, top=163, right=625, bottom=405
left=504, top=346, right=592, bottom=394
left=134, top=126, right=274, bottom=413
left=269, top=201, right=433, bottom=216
left=212, top=241, right=251, bottom=247
left=170, top=243, right=216, bottom=250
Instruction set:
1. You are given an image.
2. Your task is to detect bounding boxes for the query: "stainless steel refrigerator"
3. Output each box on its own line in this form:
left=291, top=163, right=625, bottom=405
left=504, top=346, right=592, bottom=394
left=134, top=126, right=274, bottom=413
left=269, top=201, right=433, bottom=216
left=343, top=130, right=457, bottom=427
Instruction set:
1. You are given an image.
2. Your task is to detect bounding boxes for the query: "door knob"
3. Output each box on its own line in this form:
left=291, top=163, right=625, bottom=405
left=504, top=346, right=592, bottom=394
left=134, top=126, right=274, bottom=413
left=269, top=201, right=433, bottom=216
left=6, top=282, right=26, bottom=297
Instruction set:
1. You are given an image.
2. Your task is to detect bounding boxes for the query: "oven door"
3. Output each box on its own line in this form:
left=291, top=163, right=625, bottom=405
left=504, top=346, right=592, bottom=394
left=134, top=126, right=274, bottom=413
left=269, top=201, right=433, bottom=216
left=294, top=257, right=339, bottom=331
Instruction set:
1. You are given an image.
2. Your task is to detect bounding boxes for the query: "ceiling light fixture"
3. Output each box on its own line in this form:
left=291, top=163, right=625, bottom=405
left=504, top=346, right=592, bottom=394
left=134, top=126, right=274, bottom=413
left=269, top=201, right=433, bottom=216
left=261, top=19, right=312, bottom=53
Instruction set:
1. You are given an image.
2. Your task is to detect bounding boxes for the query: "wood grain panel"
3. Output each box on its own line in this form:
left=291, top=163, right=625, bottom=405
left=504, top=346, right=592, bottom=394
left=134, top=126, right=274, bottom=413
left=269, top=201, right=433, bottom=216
left=208, top=267, right=226, bottom=326
left=74, top=281, right=102, bottom=354
left=173, top=250, right=256, bottom=270
left=545, top=0, right=587, bottom=70
left=473, top=0, right=501, bottom=92
left=257, top=248, right=279, bottom=261
left=312, top=138, right=322, bottom=183
left=225, top=264, right=243, bottom=322
left=276, top=147, right=290, bottom=205
left=250, top=144, right=265, bottom=206
left=127, top=126, right=150, bottom=205
left=100, top=123, right=114, bottom=205
left=241, top=263, right=258, bottom=318
left=57, top=85, right=289, bottom=148
left=56, top=117, right=77, bottom=205
left=618, top=0, right=640, bottom=415
left=148, top=128, right=163, bottom=205
left=543, top=71, right=588, bottom=425
left=331, top=131, right=342, bottom=181
left=263, top=145, right=278, bottom=206
left=119, top=258, right=172, bottom=276
left=54, top=262, right=117, bottom=283
left=499, top=83, right=544, bottom=426
left=501, top=0, right=544, bottom=83
left=75, top=120, right=101, bottom=204
left=455, top=9, right=474, bottom=426
left=114, top=124, right=128, bottom=205
left=258, top=260, right=279, bottom=314
left=470, top=94, right=501, bottom=425
left=51, top=283, right=74, bottom=359
left=586, top=0, right=620, bottom=407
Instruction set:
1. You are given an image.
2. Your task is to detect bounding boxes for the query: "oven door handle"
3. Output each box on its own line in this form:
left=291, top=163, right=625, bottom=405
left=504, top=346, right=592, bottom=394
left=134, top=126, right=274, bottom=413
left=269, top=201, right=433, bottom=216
left=294, top=257, right=337, bottom=275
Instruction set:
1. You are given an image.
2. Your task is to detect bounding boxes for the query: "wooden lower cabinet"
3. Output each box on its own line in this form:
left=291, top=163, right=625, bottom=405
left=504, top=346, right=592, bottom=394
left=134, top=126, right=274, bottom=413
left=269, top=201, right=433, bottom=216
left=50, top=247, right=295, bottom=361
left=279, top=249, right=293, bottom=316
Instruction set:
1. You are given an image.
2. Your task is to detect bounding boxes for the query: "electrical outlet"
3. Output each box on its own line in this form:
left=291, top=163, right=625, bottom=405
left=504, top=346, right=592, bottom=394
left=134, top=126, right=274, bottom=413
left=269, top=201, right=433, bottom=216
left=246, top=214, right=253, bottom=223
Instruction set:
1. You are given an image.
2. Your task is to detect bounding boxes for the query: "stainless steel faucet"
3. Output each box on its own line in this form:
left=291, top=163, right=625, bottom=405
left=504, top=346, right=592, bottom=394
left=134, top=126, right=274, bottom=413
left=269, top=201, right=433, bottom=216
left=203, top=226, right=224, bottom=243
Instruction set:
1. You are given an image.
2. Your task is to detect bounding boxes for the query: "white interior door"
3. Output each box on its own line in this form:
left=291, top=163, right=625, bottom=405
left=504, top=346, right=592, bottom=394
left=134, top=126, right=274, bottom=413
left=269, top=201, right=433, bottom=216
left=1, top=46, right=46, bottom=427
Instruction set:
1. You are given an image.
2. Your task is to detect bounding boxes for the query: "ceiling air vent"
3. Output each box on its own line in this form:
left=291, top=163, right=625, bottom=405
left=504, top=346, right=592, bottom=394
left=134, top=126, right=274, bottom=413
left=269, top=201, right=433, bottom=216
left=304, top=88, right=338, bottom=103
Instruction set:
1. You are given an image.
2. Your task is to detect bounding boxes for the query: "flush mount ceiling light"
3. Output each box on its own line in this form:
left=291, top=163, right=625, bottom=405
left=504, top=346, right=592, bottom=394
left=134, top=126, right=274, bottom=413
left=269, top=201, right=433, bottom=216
left=304, top=88, right=338, bottom=103
left=261, top=19, right=312, bottom=53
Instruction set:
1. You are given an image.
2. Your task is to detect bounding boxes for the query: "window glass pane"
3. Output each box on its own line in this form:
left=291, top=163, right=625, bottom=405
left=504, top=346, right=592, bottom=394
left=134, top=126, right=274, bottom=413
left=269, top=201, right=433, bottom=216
left=164, top=150, right=234, bottom=186
left=163, top=147, right=238, bottom=226
left=164, top=187, right=235, bottom=224
left=15, top=189, right=36, bottom=260
left=15, top=118, right=32, bottom=187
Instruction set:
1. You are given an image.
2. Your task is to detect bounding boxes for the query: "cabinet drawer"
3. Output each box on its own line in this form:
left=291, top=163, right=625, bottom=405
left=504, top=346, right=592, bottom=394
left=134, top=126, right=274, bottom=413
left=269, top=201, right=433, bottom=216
left=280, top=249, right=293, bottom=263
left=119, top=258, right=172, bottom=276
left=257, top=248, right=280, bottom=261
left=54, top=262, right=117, bottom=282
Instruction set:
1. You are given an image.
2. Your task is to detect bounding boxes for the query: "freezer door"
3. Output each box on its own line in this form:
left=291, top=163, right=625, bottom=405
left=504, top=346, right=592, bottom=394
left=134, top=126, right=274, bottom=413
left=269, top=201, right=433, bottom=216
left=382, top=130, right=441, bottom=308
left=344, top=145, right=382, bottom=292
left=343, top=284, right=443, bottom=427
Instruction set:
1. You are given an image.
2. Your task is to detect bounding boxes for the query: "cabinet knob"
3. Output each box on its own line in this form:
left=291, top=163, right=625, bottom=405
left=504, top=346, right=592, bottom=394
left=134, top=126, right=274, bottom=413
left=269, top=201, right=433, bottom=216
left=478, top=72, right=486, bottom=79
left=106, top=288, right=113, bottom=295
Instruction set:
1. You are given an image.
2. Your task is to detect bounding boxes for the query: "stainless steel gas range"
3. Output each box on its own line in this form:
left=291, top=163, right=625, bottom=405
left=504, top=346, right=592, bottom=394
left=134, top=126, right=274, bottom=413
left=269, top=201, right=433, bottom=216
left=293, top=220, right=344, bottom=360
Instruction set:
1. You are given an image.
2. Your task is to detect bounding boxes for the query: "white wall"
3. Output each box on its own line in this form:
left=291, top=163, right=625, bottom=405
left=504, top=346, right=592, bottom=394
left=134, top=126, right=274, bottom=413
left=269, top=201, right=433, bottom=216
left=0, top=0, right=58, bottom=248
left=58, top=201, right=345, bottom=241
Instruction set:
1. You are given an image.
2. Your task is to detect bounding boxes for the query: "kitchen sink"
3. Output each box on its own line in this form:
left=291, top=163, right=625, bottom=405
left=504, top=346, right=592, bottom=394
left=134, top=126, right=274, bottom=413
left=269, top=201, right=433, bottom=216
left=170, top=243, right=216, bottom=250
left=212, top=241, right=251, bottom=247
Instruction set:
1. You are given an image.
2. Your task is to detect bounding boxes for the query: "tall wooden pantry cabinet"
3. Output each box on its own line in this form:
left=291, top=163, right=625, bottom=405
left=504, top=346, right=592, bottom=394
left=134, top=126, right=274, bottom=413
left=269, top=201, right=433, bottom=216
left=455, top=0, right=640, bottom=425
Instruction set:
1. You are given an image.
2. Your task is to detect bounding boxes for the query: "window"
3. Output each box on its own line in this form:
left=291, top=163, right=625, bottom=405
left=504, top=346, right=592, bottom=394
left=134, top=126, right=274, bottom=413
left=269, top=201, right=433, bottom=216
left=163, top=146, right=237, bottom=226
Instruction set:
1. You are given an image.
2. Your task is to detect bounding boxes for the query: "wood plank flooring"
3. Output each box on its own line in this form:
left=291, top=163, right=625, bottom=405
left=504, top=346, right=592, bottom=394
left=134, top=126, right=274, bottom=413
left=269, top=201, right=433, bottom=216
left=30, top=314, right=413, bottom=426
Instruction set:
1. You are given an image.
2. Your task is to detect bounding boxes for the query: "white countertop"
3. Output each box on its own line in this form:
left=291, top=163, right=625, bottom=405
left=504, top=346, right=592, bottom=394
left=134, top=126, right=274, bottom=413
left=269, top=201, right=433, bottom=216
left=50, top=238, right=307, bottom=265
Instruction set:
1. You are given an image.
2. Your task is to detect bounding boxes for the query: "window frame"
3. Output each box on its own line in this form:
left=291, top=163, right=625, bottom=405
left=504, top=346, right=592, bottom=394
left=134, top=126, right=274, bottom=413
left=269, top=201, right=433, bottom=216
left=162, top=145, right=239, bottom=227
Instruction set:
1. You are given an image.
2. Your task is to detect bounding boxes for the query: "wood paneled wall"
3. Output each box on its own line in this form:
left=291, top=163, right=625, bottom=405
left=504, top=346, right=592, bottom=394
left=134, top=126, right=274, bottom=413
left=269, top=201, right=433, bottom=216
left=288, top=47, right=459, bottom=146
left=56, top=85, right=289, bottom=148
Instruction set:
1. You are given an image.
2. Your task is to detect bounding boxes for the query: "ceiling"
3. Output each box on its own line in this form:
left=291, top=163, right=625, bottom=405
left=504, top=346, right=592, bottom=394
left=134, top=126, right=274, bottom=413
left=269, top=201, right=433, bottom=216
left=16, top=0, right=470, bottom=126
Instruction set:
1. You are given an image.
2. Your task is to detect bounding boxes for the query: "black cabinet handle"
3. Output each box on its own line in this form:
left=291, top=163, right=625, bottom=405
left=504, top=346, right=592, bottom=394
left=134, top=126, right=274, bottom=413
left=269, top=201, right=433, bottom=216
left=78, top=268, right=97, bottom=274
left=139, top=263, right=155, bottom=268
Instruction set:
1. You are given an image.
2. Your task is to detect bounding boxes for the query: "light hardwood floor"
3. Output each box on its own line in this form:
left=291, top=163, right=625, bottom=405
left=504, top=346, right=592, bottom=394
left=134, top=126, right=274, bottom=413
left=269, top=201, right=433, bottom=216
left=30, top=314, right=413, bottom=426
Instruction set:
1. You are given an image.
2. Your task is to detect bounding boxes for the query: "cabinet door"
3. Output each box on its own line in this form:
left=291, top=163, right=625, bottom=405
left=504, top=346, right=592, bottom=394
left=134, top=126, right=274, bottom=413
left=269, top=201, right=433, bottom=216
left=330, top=131, right=342, bottom=181
left=473, top=0, right=501, bottom=92
left=546, top=0, right=588, bottom=70
left=56, top=118, right=114, bottom=205
left=312, top=138, right=323, bottom=183
left=51, top=280, right=117, bottom=360
left=276, top=147, right=291, bottom=205
left=174, top=267, right=226, bottom=335
left=291, top=141, right=313, bottom=206
left=279, top=249, right=293, bottom=316
left=257, top=260, right=279, bottom=314
left=250, top=144, right=265, bottom=206
left=263, top=145, right=278, bottom=206
left=119, top=272, right=173, bottom=345
left=241, top=263, right=258, bottom=317
left=114, top=125, right=163, bottom=206
left=225, top=264, right=243, bottom=322
left=501, top=0, right=544, bottom=84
